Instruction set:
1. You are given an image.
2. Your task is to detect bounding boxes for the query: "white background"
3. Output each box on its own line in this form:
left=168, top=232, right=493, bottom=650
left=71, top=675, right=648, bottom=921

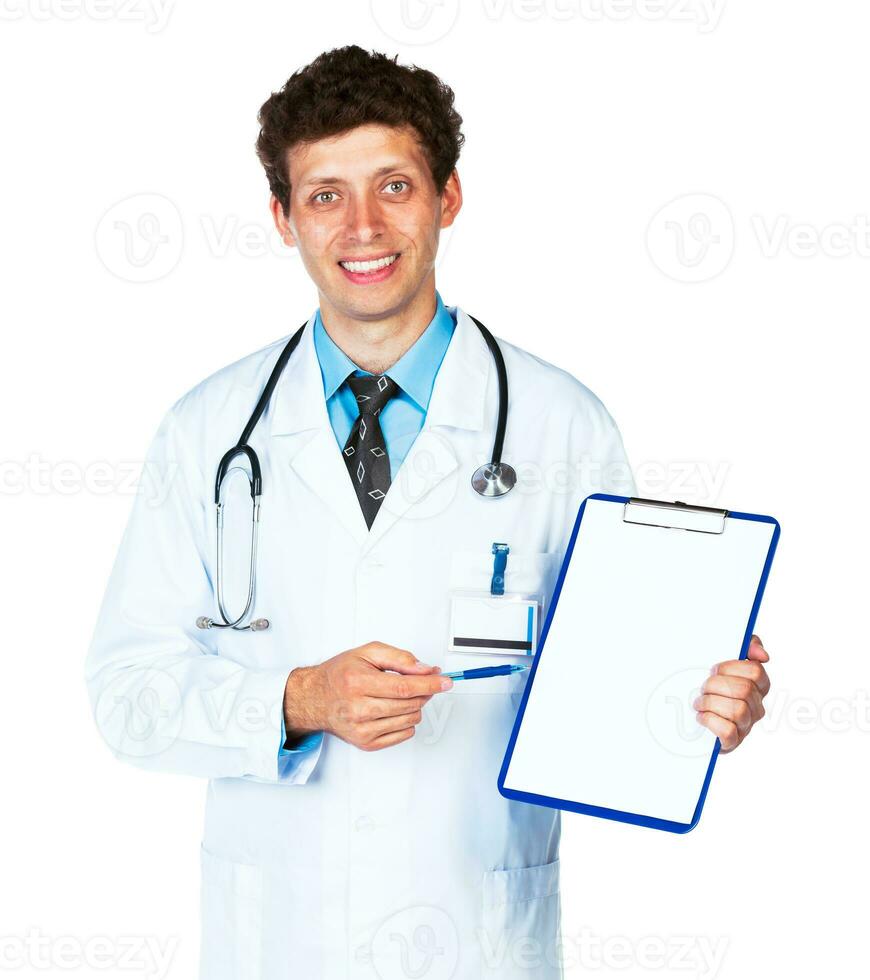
left=1, top=1, right=866, bottom=977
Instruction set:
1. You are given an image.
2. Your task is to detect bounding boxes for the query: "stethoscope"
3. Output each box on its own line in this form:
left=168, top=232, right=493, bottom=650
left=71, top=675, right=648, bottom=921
left=196, top=314, right=515, bottom=633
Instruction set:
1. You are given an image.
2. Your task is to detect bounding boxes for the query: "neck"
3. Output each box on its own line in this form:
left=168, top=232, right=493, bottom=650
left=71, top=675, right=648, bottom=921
left=318, top=280, right=438, bottom=375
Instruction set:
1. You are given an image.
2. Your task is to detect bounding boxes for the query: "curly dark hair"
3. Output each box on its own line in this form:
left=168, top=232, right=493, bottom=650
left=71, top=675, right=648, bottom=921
left=255, top=45, right=465, bottom=215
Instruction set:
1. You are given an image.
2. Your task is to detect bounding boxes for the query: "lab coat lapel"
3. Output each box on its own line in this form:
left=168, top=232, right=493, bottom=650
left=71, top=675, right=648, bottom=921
left=269, top=315, right=370, bottom=547
left=268, top=306, right=491, bottom=553
left=362, top=307, right=491, bottom=553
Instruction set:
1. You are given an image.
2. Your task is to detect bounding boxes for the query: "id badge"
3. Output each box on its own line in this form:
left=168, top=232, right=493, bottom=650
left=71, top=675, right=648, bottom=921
left=448, top=590, right=543, bottom=657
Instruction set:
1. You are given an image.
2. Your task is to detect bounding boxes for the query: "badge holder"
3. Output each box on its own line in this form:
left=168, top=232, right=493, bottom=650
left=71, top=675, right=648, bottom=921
left=448, top=543, right=543, bottom=658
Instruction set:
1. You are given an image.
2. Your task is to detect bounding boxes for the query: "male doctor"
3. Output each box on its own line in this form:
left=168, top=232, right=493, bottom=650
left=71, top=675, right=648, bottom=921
left=86, top=45, right=772, bottom=980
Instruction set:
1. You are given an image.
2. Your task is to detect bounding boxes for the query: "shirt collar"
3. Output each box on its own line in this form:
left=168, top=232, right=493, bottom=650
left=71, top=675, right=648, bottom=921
left=313, top=291, right=455, bottom=411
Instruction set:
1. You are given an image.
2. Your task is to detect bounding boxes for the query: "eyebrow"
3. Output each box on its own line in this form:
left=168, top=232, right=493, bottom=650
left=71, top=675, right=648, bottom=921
left=301, top=164, right=415, bottom=188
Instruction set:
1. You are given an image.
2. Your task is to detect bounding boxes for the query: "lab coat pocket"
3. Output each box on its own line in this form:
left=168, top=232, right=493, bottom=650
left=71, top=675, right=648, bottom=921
left=480, top=858, right=563, bottom=979
left=199, top=845, right=263, bottom=980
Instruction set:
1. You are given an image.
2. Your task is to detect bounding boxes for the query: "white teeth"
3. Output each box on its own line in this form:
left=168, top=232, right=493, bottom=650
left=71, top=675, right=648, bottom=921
left=340, top=254, right=399, bottom=273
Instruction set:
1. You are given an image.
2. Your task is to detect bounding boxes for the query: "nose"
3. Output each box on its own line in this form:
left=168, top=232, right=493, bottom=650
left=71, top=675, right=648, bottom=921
left=344, top=190, right=387, bottom=245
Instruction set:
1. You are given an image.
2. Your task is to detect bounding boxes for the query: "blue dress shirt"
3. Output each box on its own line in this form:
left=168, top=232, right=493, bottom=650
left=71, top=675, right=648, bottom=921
left=314, top=290, right=456, bottom=477
left=279, top=291, right=456, bottom=759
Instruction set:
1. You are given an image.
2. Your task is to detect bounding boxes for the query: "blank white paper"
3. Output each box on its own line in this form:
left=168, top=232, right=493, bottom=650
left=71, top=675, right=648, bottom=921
left=502, top=496, right=776, bottom=828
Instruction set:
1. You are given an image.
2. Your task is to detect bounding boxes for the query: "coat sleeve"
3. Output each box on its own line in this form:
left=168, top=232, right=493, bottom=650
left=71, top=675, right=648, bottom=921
left=84, top=404, right=323, bottom=785
left=551, top=388, right=637, bottom=564
left=593, top=401, right=637, bottom=499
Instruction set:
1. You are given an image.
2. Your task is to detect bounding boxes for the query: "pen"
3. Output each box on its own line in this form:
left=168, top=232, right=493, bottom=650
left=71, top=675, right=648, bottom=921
left=440, top=664, right=528, bottom=681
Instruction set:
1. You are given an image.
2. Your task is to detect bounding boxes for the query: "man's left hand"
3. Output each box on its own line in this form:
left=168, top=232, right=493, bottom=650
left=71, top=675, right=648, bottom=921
left=693, top=634, right=770, bottom=753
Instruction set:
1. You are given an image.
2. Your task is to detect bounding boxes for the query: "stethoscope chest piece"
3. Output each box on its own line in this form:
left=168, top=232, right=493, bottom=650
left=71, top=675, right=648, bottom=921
left=471, top=461, right=517, bottom=497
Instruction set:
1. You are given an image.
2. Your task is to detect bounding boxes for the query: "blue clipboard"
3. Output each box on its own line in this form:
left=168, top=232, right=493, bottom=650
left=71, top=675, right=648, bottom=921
left=497, top=493, right=780, bottom=834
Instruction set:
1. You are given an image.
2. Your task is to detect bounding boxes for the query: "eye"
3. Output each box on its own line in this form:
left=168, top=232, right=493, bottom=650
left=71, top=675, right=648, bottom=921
left=313, top=191, right=338, bottom=205
left=384, top=180, right=409, bottom=195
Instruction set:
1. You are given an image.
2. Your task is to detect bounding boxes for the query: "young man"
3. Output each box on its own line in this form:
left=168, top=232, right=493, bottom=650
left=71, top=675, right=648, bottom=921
left=86, top=45, right=771, bottom=980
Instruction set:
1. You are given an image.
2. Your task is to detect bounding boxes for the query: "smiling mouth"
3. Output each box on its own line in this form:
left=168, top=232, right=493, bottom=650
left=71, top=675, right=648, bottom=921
left=338, top=253, right=400, bottom=273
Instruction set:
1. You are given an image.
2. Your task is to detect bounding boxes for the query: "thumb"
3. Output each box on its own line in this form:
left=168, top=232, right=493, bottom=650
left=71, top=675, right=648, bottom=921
left=747, top=634, right=769, bottom=662
left=360, top=642, right=440, bottom=675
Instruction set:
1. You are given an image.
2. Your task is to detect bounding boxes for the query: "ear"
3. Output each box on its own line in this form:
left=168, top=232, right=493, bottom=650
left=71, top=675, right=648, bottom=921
left=270, top=194, right=296, bottom=247
left=439, top=169, right=463, bottom=230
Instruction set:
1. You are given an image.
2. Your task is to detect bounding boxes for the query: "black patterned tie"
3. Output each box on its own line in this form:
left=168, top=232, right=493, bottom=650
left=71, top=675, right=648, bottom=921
left=342, top=373, right=400, bottom=529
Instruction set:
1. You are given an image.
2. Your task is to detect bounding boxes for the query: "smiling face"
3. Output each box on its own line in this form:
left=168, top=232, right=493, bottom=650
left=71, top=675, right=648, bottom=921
left=272, top=123, right=461, bottom=324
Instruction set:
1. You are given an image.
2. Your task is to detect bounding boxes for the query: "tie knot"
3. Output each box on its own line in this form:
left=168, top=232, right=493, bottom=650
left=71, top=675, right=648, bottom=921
left=346, top=373, right=399, bottom=416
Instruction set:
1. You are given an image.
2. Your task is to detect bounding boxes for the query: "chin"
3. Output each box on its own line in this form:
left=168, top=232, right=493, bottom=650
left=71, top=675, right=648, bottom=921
left=334, top=282, right=411, bottom=317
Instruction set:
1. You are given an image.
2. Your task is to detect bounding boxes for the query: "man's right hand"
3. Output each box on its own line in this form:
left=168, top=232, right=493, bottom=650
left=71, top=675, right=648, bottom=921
left=283, top=641, right=453, bottom=752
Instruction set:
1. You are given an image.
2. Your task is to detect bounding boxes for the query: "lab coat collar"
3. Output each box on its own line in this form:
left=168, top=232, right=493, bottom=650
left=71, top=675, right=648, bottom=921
left=269, top=304, right=489, bottom=437
left=313, top=290, right=455, bottom=412
left=267, top=305, right=491, bottom=550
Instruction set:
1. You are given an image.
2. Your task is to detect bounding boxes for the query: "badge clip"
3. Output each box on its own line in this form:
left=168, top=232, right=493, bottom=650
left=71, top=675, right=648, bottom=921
left=490, top=542, right=510, bottom=596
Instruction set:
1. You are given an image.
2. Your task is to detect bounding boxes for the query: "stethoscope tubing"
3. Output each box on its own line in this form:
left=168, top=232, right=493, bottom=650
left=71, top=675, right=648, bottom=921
left=199, top=313, right=510, bottom=632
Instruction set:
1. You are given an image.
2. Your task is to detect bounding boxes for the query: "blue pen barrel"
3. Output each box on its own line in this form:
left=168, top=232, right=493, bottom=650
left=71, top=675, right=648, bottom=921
left=462, top=665, right=512, bottom=679
left=442, top=664, right=527, bottom=681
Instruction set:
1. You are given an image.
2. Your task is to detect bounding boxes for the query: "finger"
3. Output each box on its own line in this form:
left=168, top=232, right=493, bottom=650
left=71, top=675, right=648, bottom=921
left=357, top=694, right=434, bottom=720
left=700, top=677, right=763, bottom=724
left=696, top=710, right=740, bottom=752
left=360, top=642, right=440, bottom=675
left=364, top=726, right=416, bottom=752
left=701, top=672, right=763, bottom=711
left=692, top=694, right=755, bottom=737
left=711, top=659, right=770, bottom=698
left=360, top=708, right=422, bottom=743
left=747, top=634, right=769, bottom=662
left=365, top=669, right=452, bottom=699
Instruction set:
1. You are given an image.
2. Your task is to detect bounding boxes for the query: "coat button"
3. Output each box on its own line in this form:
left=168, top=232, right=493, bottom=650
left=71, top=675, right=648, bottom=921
left=354, top=814, right=376, bottom=832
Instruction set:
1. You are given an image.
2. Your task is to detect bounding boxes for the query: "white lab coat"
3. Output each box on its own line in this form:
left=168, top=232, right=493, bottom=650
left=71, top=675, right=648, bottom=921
left=85, top=305, right=635, bottom=980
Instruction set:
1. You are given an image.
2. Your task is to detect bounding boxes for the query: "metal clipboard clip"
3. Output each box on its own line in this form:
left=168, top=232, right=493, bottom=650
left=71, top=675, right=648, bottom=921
left=622, top=497, right=729, bottom=535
